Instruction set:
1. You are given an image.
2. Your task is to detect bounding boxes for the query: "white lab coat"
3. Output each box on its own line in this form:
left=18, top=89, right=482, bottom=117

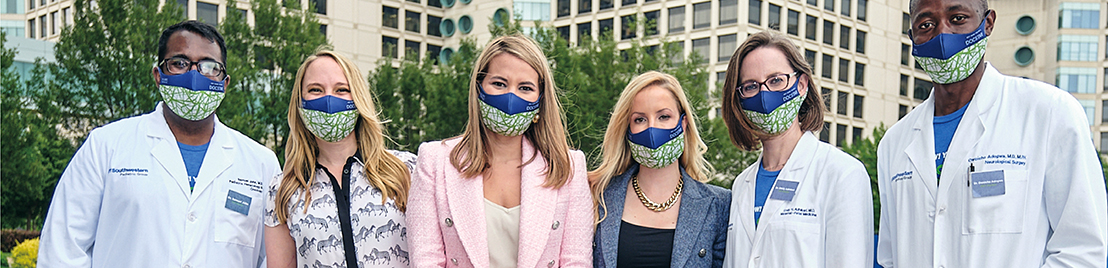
left=38, top=103, right=281, bottom=268
left=723, top=131, right=874, bottom=268
left=876, top=63, right=1108, bottom=268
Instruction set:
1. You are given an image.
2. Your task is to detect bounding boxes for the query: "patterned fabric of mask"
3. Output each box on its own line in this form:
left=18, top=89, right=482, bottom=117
left=300, top=95, right=357, bottom=142
left=158, top=69, right=226, bottom=121
left=911, top=13, right=990, bottom=84
left=743, top=93, right=806, bottom=135
left=627, top=115, right=686, bottom=169
left=478, top=85, right=541, bottom=136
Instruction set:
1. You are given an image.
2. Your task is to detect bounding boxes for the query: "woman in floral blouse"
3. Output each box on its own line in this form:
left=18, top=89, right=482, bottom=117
left=264, top=50, right=416, bottom=268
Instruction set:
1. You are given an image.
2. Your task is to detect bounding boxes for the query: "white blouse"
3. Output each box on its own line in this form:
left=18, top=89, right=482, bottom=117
left=265, top=150, right=417, bottom=268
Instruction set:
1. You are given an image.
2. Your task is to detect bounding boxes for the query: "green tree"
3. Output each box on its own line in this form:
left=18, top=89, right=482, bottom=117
left=841, top=123, right=887, bottom=232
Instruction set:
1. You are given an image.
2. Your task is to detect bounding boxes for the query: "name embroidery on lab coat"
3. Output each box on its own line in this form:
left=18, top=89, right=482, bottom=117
left=780, top=207, right=817, bottom=217
left=891, top=171, right=913, bottom=182
left=108, top=167, right=150, bottom=177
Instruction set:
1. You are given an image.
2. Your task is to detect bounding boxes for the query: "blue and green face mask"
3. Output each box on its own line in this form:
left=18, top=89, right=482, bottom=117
left=158, top=68, right=227, bottom=121
left=627, top=115, right=686, bottom=169
left=741, top=81, right=805, bottom=135
left=300, top=95, right=357, bottom=142
left=478, top=85, right=541, bottom=136
left=911, top=12, right=990, bottom=84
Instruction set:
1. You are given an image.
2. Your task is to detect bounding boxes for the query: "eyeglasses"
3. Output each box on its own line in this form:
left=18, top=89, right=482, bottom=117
left=737, top=72, right=799, bottom=99
left=159, top=57, right=226, bottom=80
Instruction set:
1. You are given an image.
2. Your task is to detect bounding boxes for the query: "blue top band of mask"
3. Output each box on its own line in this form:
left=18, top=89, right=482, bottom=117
left=740, top=80, right=801, bottom=114
left=477, top=84, right=541, bottom=115
left=158, top=68, right=226, bottom=92
left=302, top=95, right=357, bottom=114
left=910, top=12, right=989, bottom=60
left=627, top=114, right=685, bottom=150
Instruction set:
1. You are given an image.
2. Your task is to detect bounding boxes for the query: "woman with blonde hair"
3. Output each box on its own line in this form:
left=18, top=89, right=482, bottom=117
left=589, top=71, right=730, bottom=268
left=264, top=50, right=416, bottom=268
left=407, top=34, right=593, bottom=268
left=720, top=31, right=872, bottom=267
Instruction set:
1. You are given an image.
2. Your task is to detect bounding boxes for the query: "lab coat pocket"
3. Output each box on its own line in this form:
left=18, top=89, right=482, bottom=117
left=962, top=169, right=1028, bottom=234
left=214, top=188, right=263, bottom=247
left=760, top=221, right=820, bottom=267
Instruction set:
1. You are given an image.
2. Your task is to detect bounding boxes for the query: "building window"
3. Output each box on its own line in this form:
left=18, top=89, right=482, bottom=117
left=50, top=11, right=57, bottom=35
left=383, top=36, right=398, bottom=58
left=748, top=0, right=761, bottom=25
left=1056, top=67, right=1097, bottom=94
left=914, top=78, right=932, bottom=100
left=854, top=62, right=864, bottom=86
left=853, top=127, right=863, bottom=142
left=840, top=25, right=850, bottom=49
left=1101, top=132, right=1108, bottom=152
left=836, top=91, right=848, bottom=115
left=853, top=95, right=863, bottom=118
left=405, top=40, right=420, bottom=59
left=429, top=0, right=442, bottom=8
left=62, top=7, right=70, bottom=28
left=823, top=20, right=834, bottom=45
left=669, top=6, right=685, bottom=33
left=1105, top=68, right=1108, bottom=92
left=805, top=49, right=816, bottom=68
left=900, top=74, right=909, bottom=96
left=787, top=9, right=799, bottom=36
left=822, top=54, right=833, bottom=78
left=840, top=0, right=850, bottom=16
left=27, top=19, right=33, bottom=38
left=319, top=24, right=327, bottom=36
left=312, top=0, right=326, bottom=14
left=38, top=15, right=44, bottom=38
left=1102, top=100, right=1108, bottom=123
left=623, top=0, right=635, bottom=6
left=406, top=0, right=419, bottom=3
left=838, top=58, right=849, bottom=82
left=383, top=6, right=398, bottom=29
left=428, top=15, right=442, bottom=37
left=1058, top=35, right=1098, bottom=61
left=857, top=0, right=866, bottom=21
left=1081, top=99, right=1095, bottom=125
left=768, top=3, right=781, bottom=30
left=821, top=87, right=832, bottom=111
left=692, top=38, right=709, bottom=63
left=902, top=12, right=910, bottom=34
left=599, top=18, right=613, bottom=37
left=515, top=0, right=550, bottom=21
left=579, top=0, right=591, bottom=14
left=557, top=26, right=570, bottom=42
left=824, top=0, right=833, bottom=12
left=899, top=105, right=908, bottom=119
left=805, top=15, right=817, bottom=40
left=719, top=34, right=737, bottom=62
left=599, top=0, right=612, bottom=10
left=901, top=43, right=910, bottom=66
left=693, top=2, right=710, bottom=29
left=1059, top=2, right=1098, bottom=29
left=669, top=41, right=685, bottom=64
left=644, top=10, right=659, bottom=36
left=405, top=11, right=420, bottom=33
left=856, top=30, right=866, bottom=53
left=577, top=22, right=591, bottom=45
left=836, top=124, right=847, bottom=146
left=807, top=0, right=817, bottom=6
left=557, top=0, right=570, bottom=17
left=197, top=2, right=218, bottom=26
left=621, top=15, right=635, bottom=40
left=720, top=0, right=737, bottom=25
left=821, top=122, right=831, bottom=142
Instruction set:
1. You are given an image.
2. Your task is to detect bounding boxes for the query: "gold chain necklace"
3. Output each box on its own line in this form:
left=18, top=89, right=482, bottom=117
left=632, top=176, right=684, bottom=212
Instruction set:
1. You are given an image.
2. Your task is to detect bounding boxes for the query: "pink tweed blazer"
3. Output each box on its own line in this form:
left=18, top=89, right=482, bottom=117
left=407, top=137, right=594, bottom=268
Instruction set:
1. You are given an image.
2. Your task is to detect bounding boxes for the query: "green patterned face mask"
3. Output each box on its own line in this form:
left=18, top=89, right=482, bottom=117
left=743, top=93, right=805, bottom=135
left=479, top=101, right=538, bottom=136
left=299, top=95, right=358, bottom=142
left=157, top=69, right=226, bottom=121
left=628, top=132, right=685, bottom=169
left=913, top=37, right=988, bottom=84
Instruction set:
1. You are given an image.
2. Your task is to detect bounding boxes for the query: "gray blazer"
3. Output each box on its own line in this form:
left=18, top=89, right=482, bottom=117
left=592, top=164, right=732, bottom=268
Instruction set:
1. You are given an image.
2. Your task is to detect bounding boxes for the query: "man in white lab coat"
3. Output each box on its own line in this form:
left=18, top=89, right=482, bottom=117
left=37, top=20, right=281, bottom=267
left=876, top=0, right=1108, bottom=267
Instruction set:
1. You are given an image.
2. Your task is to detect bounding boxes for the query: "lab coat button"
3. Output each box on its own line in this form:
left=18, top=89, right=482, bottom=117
left=552, top=221, right=560, bottom=230
left=938, top=207, right=945, bottom=213
left=754, top=256, right=761, bottom=261
left=928, top=211, right=935, bottom=217
left=698, top=249, right=707, bottom=257
left=548, top=260, right=555, bottom=267
left=183, top=265, right=191, bottom=268
left=188, top=212, right=196, bottom=222
left=445, top=218, right=454, bottom=227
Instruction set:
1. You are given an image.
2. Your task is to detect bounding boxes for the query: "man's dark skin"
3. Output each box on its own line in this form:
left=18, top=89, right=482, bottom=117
left=151, top=30, right=228, bottom=146
left=910, top=0, right=995, bottom=116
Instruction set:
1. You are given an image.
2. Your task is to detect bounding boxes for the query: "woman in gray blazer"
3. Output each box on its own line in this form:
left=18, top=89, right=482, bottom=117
left=589, top=71, right=731, bottom=268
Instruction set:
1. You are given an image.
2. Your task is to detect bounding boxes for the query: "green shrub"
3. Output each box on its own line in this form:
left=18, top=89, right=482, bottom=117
left=9, top=238, right=37, bottom=268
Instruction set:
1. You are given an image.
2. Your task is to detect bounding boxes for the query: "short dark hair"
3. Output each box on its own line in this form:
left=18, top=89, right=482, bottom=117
left=157, top=20, right=227, bottom=64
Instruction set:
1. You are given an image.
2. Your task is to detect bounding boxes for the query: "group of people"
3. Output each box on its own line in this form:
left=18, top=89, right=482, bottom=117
left=33, top=0, right=1108, bottom=267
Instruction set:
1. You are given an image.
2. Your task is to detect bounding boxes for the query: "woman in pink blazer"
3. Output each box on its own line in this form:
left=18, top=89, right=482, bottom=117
left=407, top=34, right=594, bottom=268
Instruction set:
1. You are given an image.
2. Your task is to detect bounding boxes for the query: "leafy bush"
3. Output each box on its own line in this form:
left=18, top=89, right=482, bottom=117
left=0, top=230, right=39, bottom=253
left=9, top=238, right=37, bottom=268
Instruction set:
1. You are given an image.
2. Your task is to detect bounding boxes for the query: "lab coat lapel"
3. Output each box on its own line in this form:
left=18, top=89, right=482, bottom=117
left=671, top=168, right=708, bottom=267
left=518, top=137, right=556, bottom=268
left=444, top=157, right=489, bottom=267
left=192, top=119, right=233, bottom=197
left=754, top=133, right=819, bottom=243
left=939, top=68, right=996, bottom=196
left=147, top=104, right=192, bottom=198
left=735, top=162, right=758, bottom=244
left=599, top=166, right=633, bottom=268
left=905, top=99, right=939, bottom=199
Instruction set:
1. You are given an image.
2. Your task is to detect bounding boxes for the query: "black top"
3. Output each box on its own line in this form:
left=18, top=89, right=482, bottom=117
left=616, top=220, right=675, bottom=268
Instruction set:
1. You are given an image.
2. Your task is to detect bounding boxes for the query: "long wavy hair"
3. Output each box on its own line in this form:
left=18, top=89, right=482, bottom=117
left=587, top=71, right=714, bottom=223
left=274, top=50, right=411, bottom=224
left=448, top=34, right=574, bottom=188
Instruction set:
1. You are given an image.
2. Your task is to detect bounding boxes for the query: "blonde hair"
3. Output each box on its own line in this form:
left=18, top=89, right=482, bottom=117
left=275, top=50, right=411, bottom=224
left=448, top=34, right=574, bottom=188
left=587, top=71, right=714, bottom=223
